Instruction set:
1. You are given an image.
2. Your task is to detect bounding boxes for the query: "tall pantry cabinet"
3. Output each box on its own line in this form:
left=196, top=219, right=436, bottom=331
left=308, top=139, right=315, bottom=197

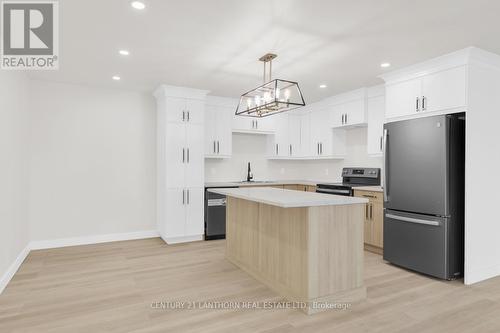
left=154, top=85, right=209, bottom=244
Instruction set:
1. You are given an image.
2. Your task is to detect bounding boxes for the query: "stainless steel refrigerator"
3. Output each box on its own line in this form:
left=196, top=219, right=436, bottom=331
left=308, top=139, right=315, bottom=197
left=383, top=114, right=465, bottom=280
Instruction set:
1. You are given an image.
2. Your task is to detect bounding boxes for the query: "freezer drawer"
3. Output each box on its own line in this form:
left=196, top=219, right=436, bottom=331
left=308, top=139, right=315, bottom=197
left=383, top=210, right=450, bottom=279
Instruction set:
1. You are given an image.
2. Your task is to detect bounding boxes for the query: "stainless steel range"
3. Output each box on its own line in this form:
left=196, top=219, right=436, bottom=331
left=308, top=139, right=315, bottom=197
left=316, top=167, right=381, bottom=196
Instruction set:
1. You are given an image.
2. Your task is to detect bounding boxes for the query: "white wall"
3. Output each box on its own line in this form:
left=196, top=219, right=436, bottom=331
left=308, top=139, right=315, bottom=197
left=28, top=80, right=157, bottom=242
left=464, top=61, right=500, bottom=284
left=205, top=127, right=382, bottom=182
left=0, top=72, right=30, bottom=292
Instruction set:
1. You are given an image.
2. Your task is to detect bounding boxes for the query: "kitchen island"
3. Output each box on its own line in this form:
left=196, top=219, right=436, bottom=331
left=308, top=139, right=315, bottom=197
left=208, top=187, right=368, bottom=314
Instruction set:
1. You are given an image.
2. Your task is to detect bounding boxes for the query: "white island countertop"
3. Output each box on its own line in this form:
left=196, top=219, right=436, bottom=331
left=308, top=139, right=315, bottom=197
left=209, top=187, right=368, bottom=208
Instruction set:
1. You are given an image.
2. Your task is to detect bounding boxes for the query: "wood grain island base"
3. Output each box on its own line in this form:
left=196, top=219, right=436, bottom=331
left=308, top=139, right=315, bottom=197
left=210, top=187, right=368, bottom=315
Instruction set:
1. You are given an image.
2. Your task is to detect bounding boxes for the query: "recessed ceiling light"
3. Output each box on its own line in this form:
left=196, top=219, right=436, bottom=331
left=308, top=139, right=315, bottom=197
left=380, top=62, right=391, bottom=68
left=119, top=50, right=129, bottom=56
left=112, top=76, right=121, bottom=81
left=319, top=84, right=327, bottom=88
left=131, top=1, right=145, bottom=10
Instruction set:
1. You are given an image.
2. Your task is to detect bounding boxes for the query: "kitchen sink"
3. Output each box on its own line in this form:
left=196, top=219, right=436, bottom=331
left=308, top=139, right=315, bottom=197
left=236, top=180, right=275, bottom=184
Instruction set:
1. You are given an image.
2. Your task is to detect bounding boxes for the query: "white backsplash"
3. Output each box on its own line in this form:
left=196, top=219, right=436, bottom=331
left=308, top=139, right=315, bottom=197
left=205, top=127, right=383, bottom=183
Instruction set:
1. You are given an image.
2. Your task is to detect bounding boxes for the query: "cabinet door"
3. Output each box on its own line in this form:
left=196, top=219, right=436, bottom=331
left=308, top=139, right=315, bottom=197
left=309, top=110, right=322, bottom=156
left=165, top=123, right=186, bottom=188
left=165, top=97, right=186, bottom=123
left=288, top=114, right=301, bottom=157
left=317, top=108, right=333, bottom=156
left=204, top=106, right=217, bottom=156
left=232, top=114, right=254, bottom=132
left=185, top=99, right=205, bottom=125
left=371, top=202, right=384, bottom=248
left=216, top=106, right=233, bottom=156
left=422, top=66, right=467, bottom=113
left=256, top=116, right=276, bottom=132
left=185, top=124, right=204, bottom=188
left=385, top=78, right=421, bottom=119
left=363, top=203, right=372, bottom=245
left=330, top=104, right=344, bottom=128
left=185, top=187, right=204, bottom=236
left=163, top=188, right=186, bottom=238
left=344, top=99, right=366, bottom=125
left=300, top=113, right=311, bottom=157
left=274, top=113, right=289, bottom=157
left=367, top=95, right=385, bottom=155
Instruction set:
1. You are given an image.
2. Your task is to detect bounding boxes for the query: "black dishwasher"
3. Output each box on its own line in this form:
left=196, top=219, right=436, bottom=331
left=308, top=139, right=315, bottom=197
left=204, top=187, right=237, bottom=240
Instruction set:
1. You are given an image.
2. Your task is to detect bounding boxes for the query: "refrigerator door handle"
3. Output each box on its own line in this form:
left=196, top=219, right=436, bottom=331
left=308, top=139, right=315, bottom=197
left=385, top=213, right=441, bottom=226
left=382, top=129, right=388, bottom=202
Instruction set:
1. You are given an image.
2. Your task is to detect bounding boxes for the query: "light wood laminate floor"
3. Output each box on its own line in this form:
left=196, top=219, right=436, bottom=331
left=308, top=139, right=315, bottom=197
left=1, top=238, right=500, bottom=332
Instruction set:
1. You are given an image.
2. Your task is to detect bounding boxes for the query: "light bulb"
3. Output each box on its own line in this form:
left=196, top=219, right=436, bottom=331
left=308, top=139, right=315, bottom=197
left=255, top=95, right=261, bottom=106
left=263, top=92, right=271, bottom=103
left=275, top=88, right=280, bottom=99
left=284, top=89, right=291, bottom=100
left=246, top=99, right=252, bottom=110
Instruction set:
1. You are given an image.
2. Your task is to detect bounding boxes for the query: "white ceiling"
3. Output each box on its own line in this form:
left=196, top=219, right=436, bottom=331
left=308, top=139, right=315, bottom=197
left=29, top=0, right=500, bottom=102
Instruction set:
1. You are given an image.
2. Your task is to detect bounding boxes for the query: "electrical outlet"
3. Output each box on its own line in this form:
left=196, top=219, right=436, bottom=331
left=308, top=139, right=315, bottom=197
left=210, top=167, right=216, bottom=175
left=280, top=168, right=285, bottom=175
left=325, top=169, right=329, bottom=176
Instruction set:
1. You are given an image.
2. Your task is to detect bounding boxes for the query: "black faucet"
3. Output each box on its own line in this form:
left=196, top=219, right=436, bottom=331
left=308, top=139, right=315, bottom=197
left=247, top=162, right=253, bottom=182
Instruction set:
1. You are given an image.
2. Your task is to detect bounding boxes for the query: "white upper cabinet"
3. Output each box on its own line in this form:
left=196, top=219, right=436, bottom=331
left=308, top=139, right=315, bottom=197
left=366, top=85, right=386, bottom=156
left=381, top=50, right=470, bottom=121
left=205, top=98, right=233, bottom=158
left=385, top=78, right=421, bottom=119
left=330, top=89, right=367, bottom=128
left=300, top=112, right=311, bottom=157
left=310, top=107, right=346, bottom=158
left=421, top=66, right=467, bottom=113
left=269, top=113, right=298, bottom=158
left=288, top=114, right=301, bottom=157
left=165, top=97, right=205, bottom=124
left=232, top=113, right=276, bottom=134
left=274, top=113, right=289, bottom=157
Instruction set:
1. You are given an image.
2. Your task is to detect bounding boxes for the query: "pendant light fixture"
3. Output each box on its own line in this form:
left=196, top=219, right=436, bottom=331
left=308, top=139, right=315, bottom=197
left=235, top=53, right=305, bottom=118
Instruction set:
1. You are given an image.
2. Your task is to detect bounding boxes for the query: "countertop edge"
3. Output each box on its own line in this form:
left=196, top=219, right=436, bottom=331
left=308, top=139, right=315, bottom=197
left=208, top=188, right=369, bottom=208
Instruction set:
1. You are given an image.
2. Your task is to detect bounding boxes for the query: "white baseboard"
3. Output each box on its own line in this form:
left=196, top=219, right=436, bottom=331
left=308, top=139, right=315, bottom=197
left=0, top=244, right=30, bottom=294
left=29, top=230, right=159, bottom=250
left=465, top=263, right=500, bottom=285
left=161, top=234, right=203, bottom=244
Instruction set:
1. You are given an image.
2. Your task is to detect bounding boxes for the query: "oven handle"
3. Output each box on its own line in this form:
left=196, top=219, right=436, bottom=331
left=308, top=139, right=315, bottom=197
left=316, top=188, right=351, bottom=195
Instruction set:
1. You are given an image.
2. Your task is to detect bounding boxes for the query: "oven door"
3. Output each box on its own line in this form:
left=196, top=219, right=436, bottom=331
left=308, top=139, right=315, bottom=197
left=316, top=187, right=352, bottom=196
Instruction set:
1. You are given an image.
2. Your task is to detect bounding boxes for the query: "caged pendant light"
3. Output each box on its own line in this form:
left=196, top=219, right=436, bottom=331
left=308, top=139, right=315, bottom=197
left=235, top=53, right=305, bottom=118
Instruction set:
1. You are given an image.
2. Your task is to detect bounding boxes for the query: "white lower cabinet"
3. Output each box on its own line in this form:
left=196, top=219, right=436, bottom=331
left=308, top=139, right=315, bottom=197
left=185, top=187, right=204, bottom=236
left=163, top=188, right=204, bottom=238
left=155, top=85, right=208, bottom=244
left=163, top=188, right=186, bottom=238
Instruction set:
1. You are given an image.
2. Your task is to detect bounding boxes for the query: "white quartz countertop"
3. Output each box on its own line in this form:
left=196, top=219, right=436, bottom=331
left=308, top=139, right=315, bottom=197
left=205, top=180, right=333, bottom=188
left=208, top=187, right=368, bottom=208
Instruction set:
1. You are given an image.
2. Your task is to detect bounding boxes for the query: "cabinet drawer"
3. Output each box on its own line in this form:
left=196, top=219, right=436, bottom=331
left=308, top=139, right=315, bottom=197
left=354, top=190, right=383, bottom=202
